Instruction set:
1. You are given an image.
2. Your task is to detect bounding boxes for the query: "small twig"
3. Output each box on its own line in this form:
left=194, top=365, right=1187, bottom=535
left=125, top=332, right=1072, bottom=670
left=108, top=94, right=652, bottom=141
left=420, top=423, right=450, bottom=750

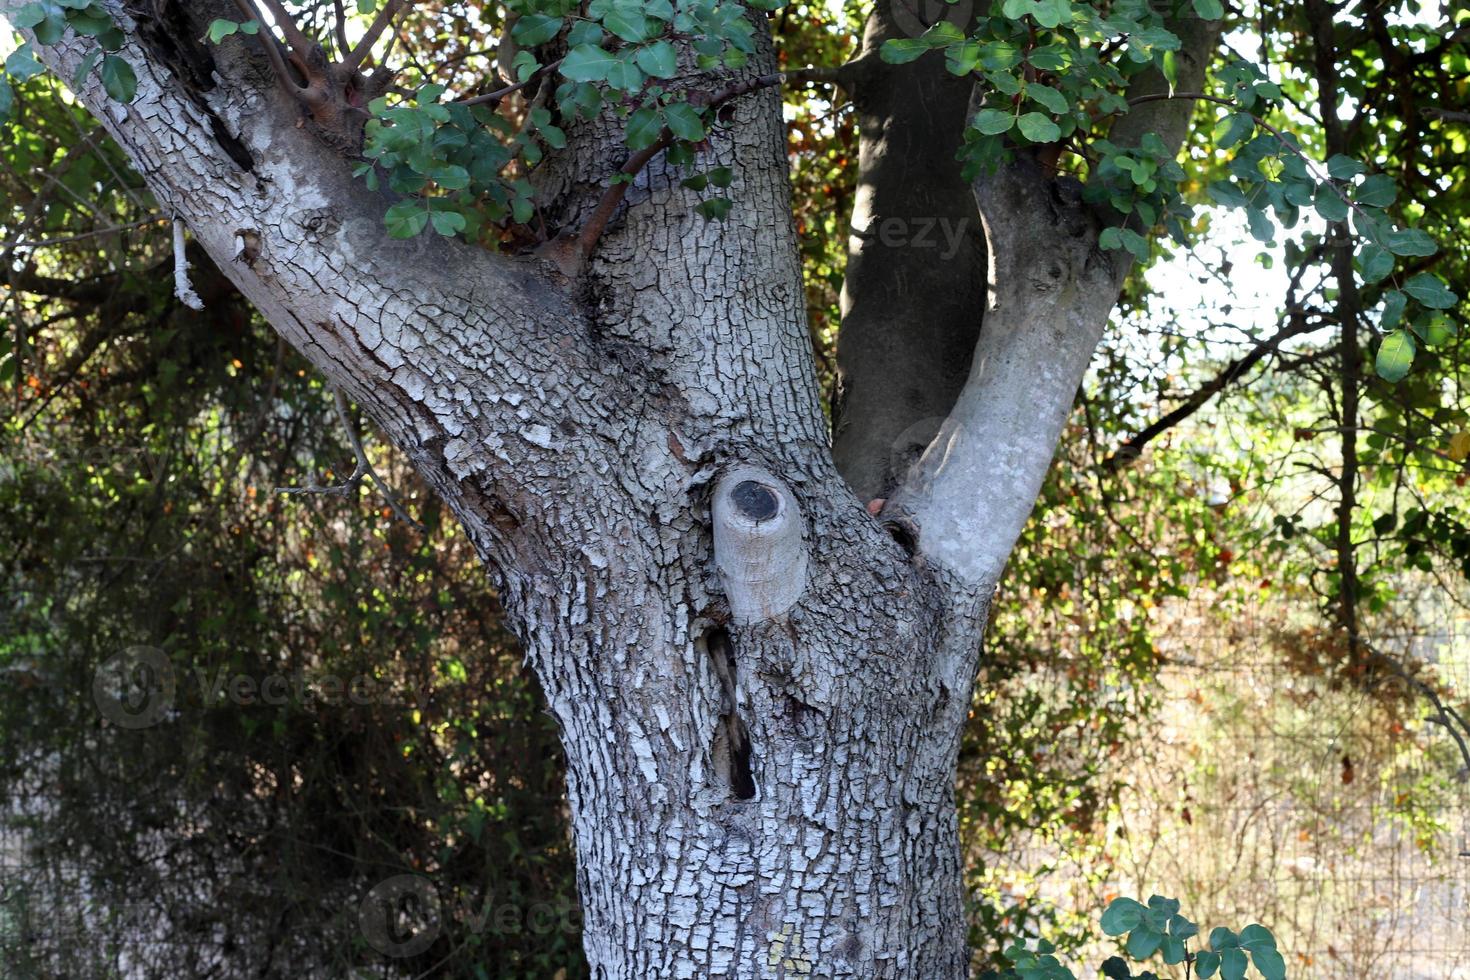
left=345, top=0, right=412, bottom=72
left=456, top=57, right=563, bottom=108
left=233, top=0, right=307, bottom=93
left=254, top=0, right=318, bottom=60
left=0, top=216, right=165, bottom=249
left=332, top=0, right=350, bottom=56
left=1358, top=638, right=1470, bottom=782
left=571, top=133, right=674, bottom=260
left=275, top=389, right=425, bottom=531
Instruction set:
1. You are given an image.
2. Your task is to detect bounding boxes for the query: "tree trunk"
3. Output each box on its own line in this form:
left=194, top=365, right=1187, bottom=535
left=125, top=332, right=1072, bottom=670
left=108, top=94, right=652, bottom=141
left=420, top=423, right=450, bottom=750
left=26, top=1, right=1216, bottom=974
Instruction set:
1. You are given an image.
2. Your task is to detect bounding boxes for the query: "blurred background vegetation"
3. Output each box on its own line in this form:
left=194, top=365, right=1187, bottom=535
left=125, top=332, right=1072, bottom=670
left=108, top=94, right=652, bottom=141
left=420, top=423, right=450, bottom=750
left=1, top=1, right=1468, bottom=977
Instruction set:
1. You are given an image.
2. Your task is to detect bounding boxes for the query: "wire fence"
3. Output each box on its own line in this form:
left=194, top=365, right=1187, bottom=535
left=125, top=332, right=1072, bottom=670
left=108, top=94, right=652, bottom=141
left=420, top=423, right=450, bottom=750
left=999, top=597, right=1470, bottom=979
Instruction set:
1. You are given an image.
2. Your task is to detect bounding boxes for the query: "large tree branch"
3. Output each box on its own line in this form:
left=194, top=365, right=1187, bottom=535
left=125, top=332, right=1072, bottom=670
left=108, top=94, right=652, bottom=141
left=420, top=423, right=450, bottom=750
left=830, top=6, right=987, bottom=503
left=22, top=1, right=654, bottom=564
left=883, top=13, right=1221, bottom=589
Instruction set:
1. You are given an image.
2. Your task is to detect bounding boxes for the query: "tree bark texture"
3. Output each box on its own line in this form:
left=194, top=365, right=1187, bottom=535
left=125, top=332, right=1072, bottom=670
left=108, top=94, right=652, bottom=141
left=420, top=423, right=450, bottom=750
left=26, top=2, right=1217, bottom=975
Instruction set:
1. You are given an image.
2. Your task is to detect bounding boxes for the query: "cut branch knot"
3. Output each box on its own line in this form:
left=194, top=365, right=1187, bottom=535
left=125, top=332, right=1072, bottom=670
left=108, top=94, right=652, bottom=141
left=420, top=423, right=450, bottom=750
left=712, top=465, right=808, bottom=624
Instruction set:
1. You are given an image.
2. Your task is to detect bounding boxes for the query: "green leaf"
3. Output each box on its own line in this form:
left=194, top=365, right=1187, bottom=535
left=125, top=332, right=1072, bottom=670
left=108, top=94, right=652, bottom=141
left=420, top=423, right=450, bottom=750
left=696, top=197, right=732, bottom=220
left=1126, top=926, right=1164, bottom=959
left=1381, top=289, right=1408, bottom=327
left=72, top=47, right=101, bottom=87
left=1314, top=184, right=1348, bottom=222
left=973, top=108, right=1015, bottom=135
left=1220, top=947, right=1249, bottom=980
left=5, top=44, right=46, bottom=82
left=1209, top=927, right=1240, bottom=950
left=1016, top=111, right=1060, bottom=143
left=0, top=76, right=13, bottom=124
left=623, top=106, right=663, bottom=150
left=1195, top=951, right=1221, bottom=978
left=1030, top=0, right=1072, bottom=29
left=429, top=209, right=466, bottom=237
left=1238, top=924, right=1276, bottom=950
left=1026, top=84, right=1068, bottom=114
left=1402, top=273, right=1457, bottom=309
left=1246, top=206, right=1274, bottom=243
left=1357, top=244, right=1393, bottom=283
left=560, top=43, right=619, bottom=83
left=1382, top=227, right=1437, bottom=257
left=1192, top=0, right=1223, bottom=18
left=384, top=200, right=429, bottom=238
left=662, top=101, right=705, bottom=143
left=1100, top=898, right=1146, bottom=936
left=64, top=5, right=113, bottom=36
left=206, top=18, right=240, bottom=42
left=707, top=166, right=733, bottom=188
left=1326, top=153, right=1365, bottom=179
left=1215, top=112, right=1254, bottom=148
left=1355, top=173, right=1397, bottom=207
left=1251, top=945, right=1287, bottom=980
left=1375, top=328, right=1416, bottom=382
left=603, top=4, right=657, bottom=42
left=428, top=163, right=470, bottom=191
left=881, top=38, right=931, bottom=64
left=513, top=14, right=563, bottom=45
left=635, top=40, right=677, bottom=78
left=1161, top=936, right=1187, bottom=964
left=1208, top=180, right=1249, bottom=209
left=99, top=54, right=137, bottom=103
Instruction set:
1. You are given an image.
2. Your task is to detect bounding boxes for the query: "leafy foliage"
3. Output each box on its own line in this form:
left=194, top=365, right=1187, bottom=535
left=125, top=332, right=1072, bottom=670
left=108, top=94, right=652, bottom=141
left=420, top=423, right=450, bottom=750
left=980, top=896, right=1286, bottom=980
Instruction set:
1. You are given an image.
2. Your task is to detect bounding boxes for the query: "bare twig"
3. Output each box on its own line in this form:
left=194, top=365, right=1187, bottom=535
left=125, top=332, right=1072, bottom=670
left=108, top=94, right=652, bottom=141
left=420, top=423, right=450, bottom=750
left=0, top=217, right=165, bottom=249
left=332, top=0, right=350, bottom=56
left=275, top=389, right=425, bottom=530
left=233, top=0, right=307, bottom=93
left=456, top=57, right=564, bottom=108
left=345, top=0, right=412, bottom=72
left=255, top=0, right=318, bottom=61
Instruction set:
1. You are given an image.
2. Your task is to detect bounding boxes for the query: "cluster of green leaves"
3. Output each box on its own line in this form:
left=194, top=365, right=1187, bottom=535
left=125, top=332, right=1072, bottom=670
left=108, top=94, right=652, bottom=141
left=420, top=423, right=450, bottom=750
left=986, top=896, right=1286, bottom=980
left=877, top=0, right=1456, bottom=385
left=1, top=0, right=136, bottom=119
left=349, top=0, right=784, bottom=238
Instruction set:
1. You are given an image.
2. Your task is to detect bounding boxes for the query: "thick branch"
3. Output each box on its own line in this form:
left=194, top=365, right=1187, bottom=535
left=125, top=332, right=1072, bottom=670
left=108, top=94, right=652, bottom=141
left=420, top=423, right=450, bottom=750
left=884, top=11, right=1222, bottom=589
left=831, top=5, right=986, bottom=503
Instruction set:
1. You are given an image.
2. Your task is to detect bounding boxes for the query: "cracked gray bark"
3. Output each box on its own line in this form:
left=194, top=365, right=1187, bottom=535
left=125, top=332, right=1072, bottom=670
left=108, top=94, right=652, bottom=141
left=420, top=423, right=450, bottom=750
left=26, top=1, right=1216, bottom=975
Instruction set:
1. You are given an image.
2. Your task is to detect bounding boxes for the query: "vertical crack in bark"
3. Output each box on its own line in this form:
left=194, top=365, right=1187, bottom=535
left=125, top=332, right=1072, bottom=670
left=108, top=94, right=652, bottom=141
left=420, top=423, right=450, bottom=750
left=706, top=626, right=756, bottom=800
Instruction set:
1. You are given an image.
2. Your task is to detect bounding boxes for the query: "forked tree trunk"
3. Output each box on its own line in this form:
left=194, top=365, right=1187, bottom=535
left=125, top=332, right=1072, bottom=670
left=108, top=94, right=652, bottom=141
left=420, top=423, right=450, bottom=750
left=28, top=1, right=1215, bottom=974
